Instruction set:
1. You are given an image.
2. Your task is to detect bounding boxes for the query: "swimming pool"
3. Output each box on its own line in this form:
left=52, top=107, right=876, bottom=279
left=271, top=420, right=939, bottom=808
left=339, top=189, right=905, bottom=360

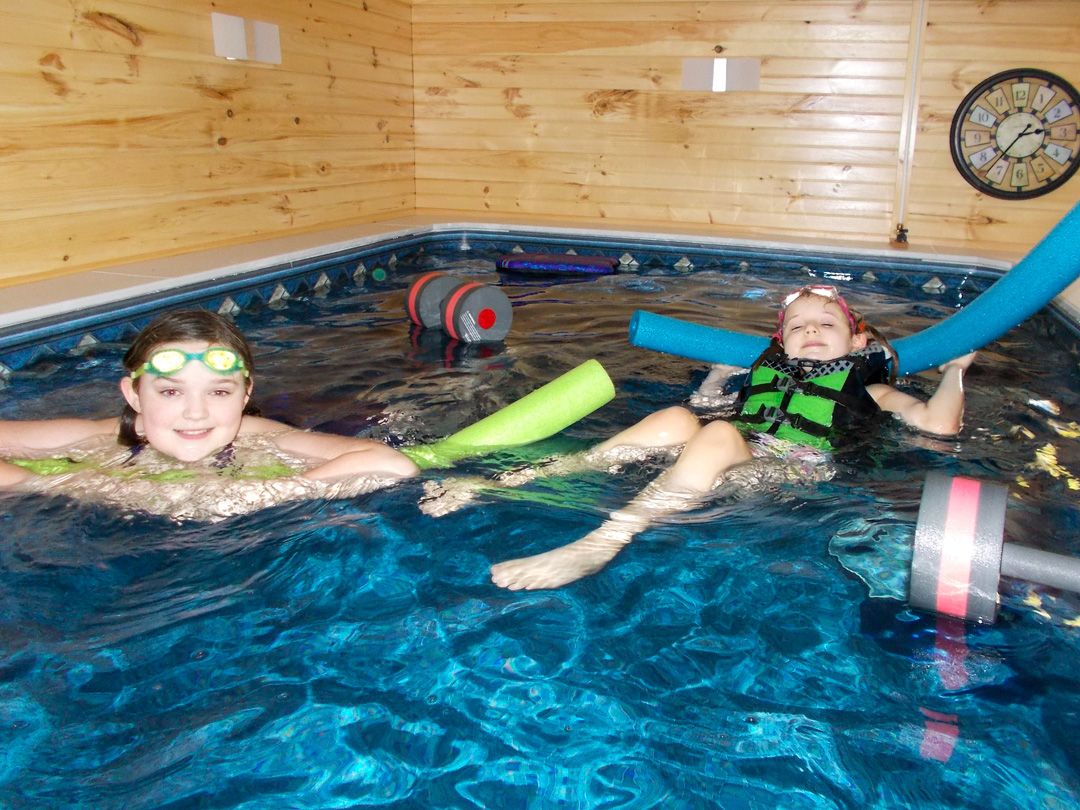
left=0, top=231, right=1077, bottom=808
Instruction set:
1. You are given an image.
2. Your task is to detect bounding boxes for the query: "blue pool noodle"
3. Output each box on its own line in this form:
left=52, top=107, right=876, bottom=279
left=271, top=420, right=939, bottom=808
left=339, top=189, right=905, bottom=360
left=629, top=200, right=1080, bottom=376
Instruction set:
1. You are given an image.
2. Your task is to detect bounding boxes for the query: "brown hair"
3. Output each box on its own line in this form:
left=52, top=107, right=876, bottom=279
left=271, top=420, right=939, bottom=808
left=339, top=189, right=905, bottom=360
left=119, top=309, right=257, bottom=446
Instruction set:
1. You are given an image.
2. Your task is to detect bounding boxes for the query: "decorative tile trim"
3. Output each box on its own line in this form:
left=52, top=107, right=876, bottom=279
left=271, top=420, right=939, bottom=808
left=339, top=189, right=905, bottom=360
left=0, top=229, right=1074, bottom=372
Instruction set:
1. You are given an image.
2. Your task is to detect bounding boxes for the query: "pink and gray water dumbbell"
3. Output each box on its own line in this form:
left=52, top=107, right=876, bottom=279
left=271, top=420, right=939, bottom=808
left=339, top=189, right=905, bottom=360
left=404, top=272, right=513, bottom=343
left=909, top=471, right=1080, bottom=623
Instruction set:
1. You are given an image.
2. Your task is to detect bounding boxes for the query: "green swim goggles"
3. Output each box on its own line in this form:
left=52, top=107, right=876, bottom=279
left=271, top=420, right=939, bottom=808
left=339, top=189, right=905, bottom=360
left=131, top=347, right=249, bottom=379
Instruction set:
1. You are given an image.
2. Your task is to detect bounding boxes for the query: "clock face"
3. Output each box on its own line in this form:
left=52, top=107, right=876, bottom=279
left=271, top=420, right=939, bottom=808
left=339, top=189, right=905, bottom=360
left=950, top=68, right=1080, bottom=199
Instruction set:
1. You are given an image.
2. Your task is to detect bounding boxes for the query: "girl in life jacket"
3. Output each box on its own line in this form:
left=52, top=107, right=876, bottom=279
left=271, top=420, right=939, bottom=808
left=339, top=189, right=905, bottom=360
left=731, top=287, right=897, bottom=452
left=488, top=284, right=976, bottom=592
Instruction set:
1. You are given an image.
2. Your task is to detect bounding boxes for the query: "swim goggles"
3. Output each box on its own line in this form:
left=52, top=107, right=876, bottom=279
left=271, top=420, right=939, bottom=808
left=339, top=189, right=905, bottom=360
left=130, top=347, right=248, bottom=379
left=775, top=285, right=862, bottom=339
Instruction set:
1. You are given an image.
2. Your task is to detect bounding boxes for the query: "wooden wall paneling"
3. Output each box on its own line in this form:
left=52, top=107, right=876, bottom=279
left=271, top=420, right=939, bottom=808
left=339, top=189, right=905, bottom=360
left=413, top=0, right=914, bottom=244
left=0, top=0, right=415, bottom=283
left=412, top=1, right=916, bottom=26
left=414, top=119, right=904, bottom=155
left=414, top=56, right=907, bottom=95
left=414, top=0, right=1080, bottom=254
left=5, top=0, right=1080, bottom=284
left=412, top=24, right=913, bottom=60
left=0, top=148, right=416, bottom=219
left=905, top=0, right=1080, bottom=250
left=3, top=47, right=413, bottom=114
left=1, top=180, right=416, bottom=285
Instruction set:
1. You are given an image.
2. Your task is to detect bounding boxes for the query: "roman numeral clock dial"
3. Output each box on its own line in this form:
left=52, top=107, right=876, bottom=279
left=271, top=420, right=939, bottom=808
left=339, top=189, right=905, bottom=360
left=950, top=68, right=1080, bottom=199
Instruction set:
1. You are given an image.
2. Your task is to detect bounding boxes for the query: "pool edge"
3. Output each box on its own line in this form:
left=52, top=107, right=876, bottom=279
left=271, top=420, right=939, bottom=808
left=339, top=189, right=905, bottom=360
left=0, top=215, right=1076, bottom=340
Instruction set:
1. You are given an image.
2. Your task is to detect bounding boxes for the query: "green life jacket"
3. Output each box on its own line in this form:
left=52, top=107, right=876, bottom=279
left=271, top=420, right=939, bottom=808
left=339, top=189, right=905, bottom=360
left=732, top=346, right=892, bottom=450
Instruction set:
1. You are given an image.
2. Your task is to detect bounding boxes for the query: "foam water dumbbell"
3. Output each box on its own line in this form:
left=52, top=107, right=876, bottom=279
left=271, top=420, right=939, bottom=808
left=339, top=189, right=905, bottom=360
left=404, top=272, right=513, bottom=343
left=405, top=272, right=463, bottom=329
left=909, top=471, right=1080, bottom=623
left=438, top=281, right=512, bottom=342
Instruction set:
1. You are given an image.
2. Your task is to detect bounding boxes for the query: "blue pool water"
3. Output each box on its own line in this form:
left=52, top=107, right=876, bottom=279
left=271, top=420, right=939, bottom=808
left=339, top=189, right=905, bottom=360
left=0, top=234, right=1078, bottom=808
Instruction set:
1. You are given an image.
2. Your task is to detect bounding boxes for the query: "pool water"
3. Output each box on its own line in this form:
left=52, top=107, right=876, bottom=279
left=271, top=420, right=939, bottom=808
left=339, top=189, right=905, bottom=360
left=0, top=245, right=1078, bottom=808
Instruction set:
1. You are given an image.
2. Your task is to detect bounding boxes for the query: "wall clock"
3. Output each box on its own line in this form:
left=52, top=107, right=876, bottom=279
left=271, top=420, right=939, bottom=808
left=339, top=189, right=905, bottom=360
left=950, top=68, right=1080, bottom=199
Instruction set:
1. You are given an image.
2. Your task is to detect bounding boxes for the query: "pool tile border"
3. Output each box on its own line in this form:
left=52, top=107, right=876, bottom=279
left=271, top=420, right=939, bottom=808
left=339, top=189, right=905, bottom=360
left=0, top=228, right=1075, bottom=376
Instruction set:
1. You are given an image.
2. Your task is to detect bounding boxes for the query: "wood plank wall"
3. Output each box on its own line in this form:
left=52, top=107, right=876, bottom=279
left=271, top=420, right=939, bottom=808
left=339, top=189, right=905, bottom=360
left=0, top=0, right=414, bottom=284
left=912, top=0, right=1080, bottom=248
left=414, top=0, right=1080, bottom=254
left=3, top=1, right=1080, bottom=288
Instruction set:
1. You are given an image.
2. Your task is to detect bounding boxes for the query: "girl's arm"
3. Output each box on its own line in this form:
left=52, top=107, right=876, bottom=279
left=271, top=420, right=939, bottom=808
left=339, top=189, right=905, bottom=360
left=0, top=418, right=118, bottom=454
left=243, top=416, right=419, bottom=480
left=0, top=459, right=33, bottom=487
left=868, top=352, right=976, bottom=436
left=0, top=418, right=117, bottom=490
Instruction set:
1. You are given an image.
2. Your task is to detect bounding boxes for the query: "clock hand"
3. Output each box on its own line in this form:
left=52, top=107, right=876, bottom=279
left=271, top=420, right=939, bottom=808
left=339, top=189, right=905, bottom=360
left=983, top=124, right=1042, bottom=172
left=1002, top=125, right=1046, bottom=156
left=1001, top=124, right=1034, bottom=156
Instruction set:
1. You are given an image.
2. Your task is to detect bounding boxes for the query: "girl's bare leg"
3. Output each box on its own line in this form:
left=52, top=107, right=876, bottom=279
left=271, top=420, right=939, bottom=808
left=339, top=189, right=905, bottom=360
left=421, top=406, right=702, bottom=516
left=588, top=405, right=701, bottom=454
left=491, top=420, right=753, bottom=590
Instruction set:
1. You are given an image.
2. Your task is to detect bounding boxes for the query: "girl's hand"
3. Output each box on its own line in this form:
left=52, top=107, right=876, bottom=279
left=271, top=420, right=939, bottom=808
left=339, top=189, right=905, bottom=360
left=939, top=351, right=976, bottom=373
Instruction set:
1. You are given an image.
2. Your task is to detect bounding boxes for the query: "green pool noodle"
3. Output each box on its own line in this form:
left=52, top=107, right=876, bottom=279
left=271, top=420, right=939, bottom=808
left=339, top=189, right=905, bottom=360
left=401, top=359, right=615, bottom=469
left=10, top=457, right=92, bottom=476
left=9, top=456, right=297, bottom=481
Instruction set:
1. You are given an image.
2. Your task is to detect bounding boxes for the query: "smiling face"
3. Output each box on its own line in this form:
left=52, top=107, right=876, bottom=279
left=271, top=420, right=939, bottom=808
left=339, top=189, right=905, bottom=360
left=780, top=294, right=867, bottom=361
left=119, top=340, right=252, bottom=462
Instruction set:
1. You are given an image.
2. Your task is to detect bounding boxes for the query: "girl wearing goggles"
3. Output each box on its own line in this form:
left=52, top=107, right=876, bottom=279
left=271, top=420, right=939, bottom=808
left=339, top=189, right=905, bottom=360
left=0, top=310, right=417, bottom=516
left=482, top=285, right=976, bottom=592
left=129, top=347, right=249, bottom=380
